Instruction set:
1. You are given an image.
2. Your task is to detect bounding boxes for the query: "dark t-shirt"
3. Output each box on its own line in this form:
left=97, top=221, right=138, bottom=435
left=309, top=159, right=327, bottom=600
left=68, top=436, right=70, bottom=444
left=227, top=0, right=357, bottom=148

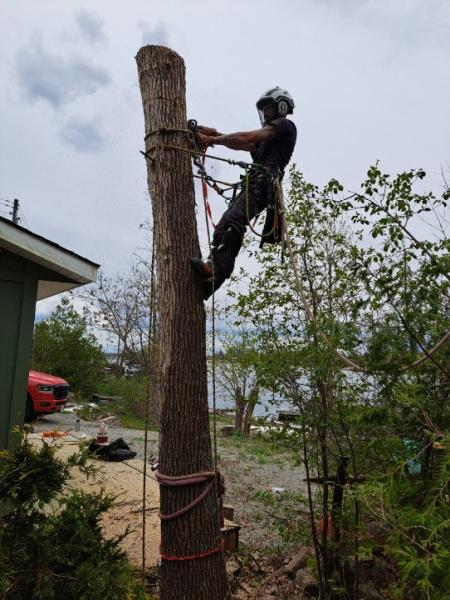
left=251, top=117, right=297, bottom=171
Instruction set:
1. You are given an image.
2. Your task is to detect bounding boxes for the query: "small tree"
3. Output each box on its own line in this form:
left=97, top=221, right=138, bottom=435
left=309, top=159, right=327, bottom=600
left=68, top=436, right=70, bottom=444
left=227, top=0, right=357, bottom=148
left=87, top=264, right=154, bottom=374
left=33, top=298, right=105, bottom=398
left=232, top=164, right=450, bottom=598
left=215, top=330, right=260, bottom=436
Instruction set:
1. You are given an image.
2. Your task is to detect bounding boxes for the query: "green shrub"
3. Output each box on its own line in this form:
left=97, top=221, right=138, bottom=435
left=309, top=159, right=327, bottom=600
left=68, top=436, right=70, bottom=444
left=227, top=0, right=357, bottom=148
left=360, top=435, right=450, bottom=600
left=0, top=437, right=148, bottom=599
left=97, top=375, right=150, bottom=424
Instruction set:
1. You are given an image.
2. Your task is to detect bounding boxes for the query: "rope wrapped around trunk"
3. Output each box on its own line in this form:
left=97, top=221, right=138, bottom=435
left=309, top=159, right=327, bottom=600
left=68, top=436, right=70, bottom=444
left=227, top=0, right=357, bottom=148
left=155, top=470, right=222, bottom=521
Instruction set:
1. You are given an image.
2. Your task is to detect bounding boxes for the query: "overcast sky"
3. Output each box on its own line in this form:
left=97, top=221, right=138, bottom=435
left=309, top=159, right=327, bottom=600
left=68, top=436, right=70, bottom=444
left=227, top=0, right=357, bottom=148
left=1, top=0, right=449, bottom=319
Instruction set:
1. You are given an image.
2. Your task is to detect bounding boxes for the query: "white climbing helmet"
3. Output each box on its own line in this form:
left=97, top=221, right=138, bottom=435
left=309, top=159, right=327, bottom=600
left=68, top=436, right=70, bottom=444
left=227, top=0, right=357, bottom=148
left=256, top=86, right=295, bottom=124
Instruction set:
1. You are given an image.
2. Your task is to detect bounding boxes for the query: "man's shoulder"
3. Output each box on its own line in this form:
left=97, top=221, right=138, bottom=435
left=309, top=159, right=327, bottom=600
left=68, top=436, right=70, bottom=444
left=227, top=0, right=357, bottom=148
left=271, top=117, right=296, bottom=135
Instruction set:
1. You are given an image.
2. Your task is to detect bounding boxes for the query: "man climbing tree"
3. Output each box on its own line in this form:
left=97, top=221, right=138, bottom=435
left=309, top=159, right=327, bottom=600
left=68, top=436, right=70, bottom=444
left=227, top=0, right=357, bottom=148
left=190, top=86, right=297, bottom=298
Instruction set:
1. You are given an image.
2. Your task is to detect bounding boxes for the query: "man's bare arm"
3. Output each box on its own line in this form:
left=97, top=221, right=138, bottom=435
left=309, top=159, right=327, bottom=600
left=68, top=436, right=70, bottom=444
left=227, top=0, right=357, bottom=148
left=197, top=126, right=277, bottom=152
left=197, top=125, right=223, bottom=136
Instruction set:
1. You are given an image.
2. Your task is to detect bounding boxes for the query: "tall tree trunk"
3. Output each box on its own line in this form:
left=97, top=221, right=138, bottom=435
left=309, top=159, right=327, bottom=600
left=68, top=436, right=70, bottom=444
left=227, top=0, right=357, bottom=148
left=136, top=46, right=228, bottom=600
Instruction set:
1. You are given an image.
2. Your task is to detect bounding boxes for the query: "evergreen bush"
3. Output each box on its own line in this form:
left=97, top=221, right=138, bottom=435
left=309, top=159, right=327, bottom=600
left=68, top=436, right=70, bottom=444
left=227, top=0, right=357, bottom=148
left=0, top=437, right=148, bottom=599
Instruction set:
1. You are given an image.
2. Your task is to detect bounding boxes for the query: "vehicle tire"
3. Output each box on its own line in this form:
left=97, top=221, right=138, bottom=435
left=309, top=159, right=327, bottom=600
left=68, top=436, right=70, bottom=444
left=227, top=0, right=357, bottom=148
left=25, top=395, right=35, bottom=423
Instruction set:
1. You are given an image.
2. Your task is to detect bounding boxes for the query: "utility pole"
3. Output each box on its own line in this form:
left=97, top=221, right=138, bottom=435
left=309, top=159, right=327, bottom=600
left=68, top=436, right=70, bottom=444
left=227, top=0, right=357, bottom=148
left=12, top=199, right=20, bottom=225
left=136, top=46, right=228, bottom=600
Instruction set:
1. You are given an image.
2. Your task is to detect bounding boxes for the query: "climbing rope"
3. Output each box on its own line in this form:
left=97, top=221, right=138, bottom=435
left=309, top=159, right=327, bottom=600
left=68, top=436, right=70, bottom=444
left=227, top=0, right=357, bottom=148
left=193, top=151, right=240, bottom=203
left=197, top=147, right=219, bottom=471
left=159, top=540, right=224, bottom=562
left=154, top=470, right=224, bottom=561
left=156, top=471, right=216, bottom=520
left=191, top=137, right=225, bottom=542
left=142, top=235, right=157, bottom=578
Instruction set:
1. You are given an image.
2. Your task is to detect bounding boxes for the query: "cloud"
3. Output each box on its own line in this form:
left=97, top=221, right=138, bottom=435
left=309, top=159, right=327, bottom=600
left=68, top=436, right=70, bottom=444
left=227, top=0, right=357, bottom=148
left=74, top=9, right=106, bottom=45
left=59, top=117, right=105, bottom=153
left=16, top=37, right=111, bottom=109
left=138, top=21, right=170, bottom=46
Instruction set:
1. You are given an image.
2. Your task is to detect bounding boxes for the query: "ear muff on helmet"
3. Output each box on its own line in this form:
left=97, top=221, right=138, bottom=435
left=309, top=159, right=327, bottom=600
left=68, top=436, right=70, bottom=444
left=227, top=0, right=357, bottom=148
left=277, top=99, right=289, bottom=117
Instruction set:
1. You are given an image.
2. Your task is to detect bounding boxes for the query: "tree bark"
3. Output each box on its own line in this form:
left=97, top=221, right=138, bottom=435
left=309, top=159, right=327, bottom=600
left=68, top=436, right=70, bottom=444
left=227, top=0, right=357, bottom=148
left=234, top=386, right=244, bottom=433
left=243, top=386, right=258, bottom=437
left=136, top=46, right=228, bottom=600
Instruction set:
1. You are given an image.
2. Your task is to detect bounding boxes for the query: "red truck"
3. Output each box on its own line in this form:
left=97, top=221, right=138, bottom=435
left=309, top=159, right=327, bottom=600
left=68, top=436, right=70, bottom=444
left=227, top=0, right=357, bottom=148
left=26, top=370, right=70, bottom=422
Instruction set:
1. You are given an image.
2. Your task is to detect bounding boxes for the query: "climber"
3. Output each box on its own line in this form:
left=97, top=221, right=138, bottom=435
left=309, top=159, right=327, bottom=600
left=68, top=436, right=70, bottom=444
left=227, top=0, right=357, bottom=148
left=190, top=86, right=297, bottom=299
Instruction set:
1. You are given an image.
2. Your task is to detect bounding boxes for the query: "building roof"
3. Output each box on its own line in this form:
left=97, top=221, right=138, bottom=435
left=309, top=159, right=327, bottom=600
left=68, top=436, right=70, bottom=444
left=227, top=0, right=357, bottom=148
left=0, top=216, right=99, bottom=300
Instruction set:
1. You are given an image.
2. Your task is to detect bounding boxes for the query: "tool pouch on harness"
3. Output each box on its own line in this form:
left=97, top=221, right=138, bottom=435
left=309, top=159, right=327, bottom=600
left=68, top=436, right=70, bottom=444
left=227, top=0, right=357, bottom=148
left=259, top=171, right=284, bottom=248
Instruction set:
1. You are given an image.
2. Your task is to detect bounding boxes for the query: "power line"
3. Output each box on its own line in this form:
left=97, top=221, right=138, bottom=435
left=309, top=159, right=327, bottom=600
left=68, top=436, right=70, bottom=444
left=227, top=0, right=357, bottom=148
left=0, top=198, right=14, bottom=207
left=0, top=198, right=26, bottom=225
left=18, top=206, right=30, bottom=228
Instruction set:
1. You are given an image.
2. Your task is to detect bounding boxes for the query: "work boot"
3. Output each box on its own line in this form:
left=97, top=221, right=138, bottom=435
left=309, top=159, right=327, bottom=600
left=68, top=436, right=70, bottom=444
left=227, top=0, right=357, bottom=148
left=190, top=257, right=214, bottom=280
left=190, top=258, right=224, bottom=300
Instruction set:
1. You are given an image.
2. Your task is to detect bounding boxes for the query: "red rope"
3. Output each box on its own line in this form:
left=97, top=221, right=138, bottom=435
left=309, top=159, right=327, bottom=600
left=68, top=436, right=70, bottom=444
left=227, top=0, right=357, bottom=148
left=201, top=154, right=216, bottom=228
left=160, top=539, right=224, bottom=562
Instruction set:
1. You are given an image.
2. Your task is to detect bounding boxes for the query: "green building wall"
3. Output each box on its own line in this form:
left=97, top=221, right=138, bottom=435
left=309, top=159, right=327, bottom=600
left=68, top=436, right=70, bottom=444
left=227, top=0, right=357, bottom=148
left=0, top=250, right=38, bottom=450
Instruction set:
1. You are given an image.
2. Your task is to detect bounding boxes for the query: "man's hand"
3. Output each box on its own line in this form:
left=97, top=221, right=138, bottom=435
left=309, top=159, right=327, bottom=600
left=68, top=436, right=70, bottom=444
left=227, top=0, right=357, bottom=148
left=197, top=125, right=219, bottom=136
left=209, top=126, right=276, bottom=152
left=195, top=132, right=215, bottom=148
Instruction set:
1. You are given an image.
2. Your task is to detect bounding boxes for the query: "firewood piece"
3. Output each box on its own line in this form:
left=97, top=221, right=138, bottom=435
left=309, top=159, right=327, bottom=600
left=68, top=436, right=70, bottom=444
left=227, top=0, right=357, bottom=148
left=279, top=547, right=314, bottom=577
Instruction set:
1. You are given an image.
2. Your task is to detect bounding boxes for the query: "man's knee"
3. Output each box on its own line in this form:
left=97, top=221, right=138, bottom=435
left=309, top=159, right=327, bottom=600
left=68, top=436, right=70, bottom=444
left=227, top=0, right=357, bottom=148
left=211, top=226, right=243, bottom=279
left=215, top=226, right=243, bottom=254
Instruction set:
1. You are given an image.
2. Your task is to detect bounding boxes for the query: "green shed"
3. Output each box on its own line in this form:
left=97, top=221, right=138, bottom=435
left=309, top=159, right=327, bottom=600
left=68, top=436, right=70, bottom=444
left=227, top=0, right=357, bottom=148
left=0, top=216, right=99, bottom=450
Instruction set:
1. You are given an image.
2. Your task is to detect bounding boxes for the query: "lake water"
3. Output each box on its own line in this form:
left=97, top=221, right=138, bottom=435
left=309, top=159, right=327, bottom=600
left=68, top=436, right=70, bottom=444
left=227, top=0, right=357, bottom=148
left=207, top=378, right=293, bottom=417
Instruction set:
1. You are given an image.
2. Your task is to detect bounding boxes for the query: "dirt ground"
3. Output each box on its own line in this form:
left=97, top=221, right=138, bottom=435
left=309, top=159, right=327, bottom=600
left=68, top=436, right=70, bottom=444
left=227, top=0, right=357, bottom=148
left=29, top=431, right=162, bottom=568
left=31, top=413, right=394, bottom=599
left=33, top=411, right=308, bottom=554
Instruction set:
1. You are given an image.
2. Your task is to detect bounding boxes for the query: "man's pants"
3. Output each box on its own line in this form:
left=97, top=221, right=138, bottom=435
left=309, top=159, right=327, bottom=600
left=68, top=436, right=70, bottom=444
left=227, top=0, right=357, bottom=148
left=210, top=169, right=274, bottom=287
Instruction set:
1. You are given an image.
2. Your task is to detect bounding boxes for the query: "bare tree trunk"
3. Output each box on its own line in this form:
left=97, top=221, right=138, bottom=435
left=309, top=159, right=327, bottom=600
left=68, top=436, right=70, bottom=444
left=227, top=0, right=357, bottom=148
left=234, top=386, right=244, bottom=433
left=136, top=45, right=228, bottom=600
left=243, top=386, right=258, bottom=437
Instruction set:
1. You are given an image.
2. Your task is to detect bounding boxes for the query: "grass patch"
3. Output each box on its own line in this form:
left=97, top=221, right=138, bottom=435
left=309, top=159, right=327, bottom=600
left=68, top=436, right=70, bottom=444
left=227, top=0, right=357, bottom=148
left=210, top=412, right=234, bottom=425
left=92, top=375, right=159, bottom=430
left=118, top=413, right=148, bottom=431
left=251, top=489, right=310, bottom=544
left=219, top=431, right=294, bottom=465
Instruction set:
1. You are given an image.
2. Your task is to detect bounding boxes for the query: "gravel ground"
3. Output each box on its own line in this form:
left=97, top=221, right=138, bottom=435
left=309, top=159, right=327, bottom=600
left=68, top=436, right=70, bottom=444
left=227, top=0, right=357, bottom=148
left=33, top=410, right=308, bottom=549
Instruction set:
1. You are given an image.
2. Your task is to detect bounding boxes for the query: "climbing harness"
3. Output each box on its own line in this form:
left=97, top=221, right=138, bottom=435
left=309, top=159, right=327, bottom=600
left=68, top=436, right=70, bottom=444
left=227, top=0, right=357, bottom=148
left=243, top=166, right=284, bottom=243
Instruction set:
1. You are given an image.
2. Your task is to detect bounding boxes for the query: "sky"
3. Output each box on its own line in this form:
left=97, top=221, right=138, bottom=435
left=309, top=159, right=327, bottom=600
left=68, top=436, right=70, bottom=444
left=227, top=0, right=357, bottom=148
left=1, top=0, right=449, bottom=321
